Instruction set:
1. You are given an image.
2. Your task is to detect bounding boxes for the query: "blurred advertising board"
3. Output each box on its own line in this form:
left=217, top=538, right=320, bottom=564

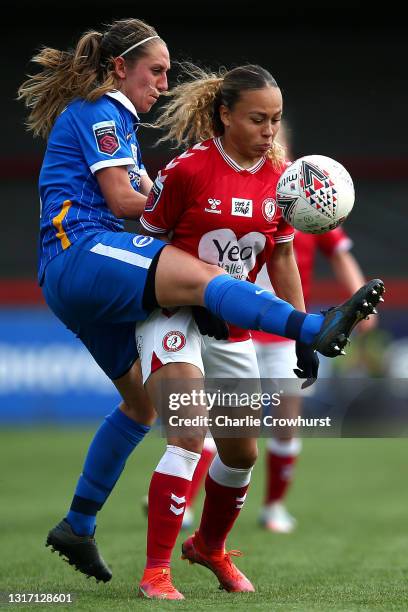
left=0, top=308, right=120, bottom=424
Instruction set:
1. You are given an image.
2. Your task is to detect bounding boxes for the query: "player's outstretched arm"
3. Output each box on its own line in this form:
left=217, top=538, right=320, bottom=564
left=267, top=242, right=319, bottom=384
left=266, top=241, right=305, bottom=312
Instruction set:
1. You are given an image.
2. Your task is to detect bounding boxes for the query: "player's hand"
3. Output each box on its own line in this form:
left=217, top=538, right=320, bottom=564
left=192, top=306, right=229, bottom=340
left=294, top=341, right=320, bottom=389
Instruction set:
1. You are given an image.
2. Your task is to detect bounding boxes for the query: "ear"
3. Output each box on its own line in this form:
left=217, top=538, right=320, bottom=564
left=112, top=56, right=127, bottom=79
left=219, top=104, right=230, bottom=128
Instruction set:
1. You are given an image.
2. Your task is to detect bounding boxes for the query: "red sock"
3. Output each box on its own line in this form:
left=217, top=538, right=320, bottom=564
left=198, top=473, right=249, bottom=551
left=186, top=447, right=215, bottom=508
left=146, top=471, right=191, bottom=568
left=265, top=450, right=297, bottom=504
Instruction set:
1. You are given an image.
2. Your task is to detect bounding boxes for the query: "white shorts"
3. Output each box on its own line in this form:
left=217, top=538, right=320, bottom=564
left=254, top=340, right=297, bottom=379
left=136, top=307, right=260, bottom=384
left=254, top=339, right=315, bottom=397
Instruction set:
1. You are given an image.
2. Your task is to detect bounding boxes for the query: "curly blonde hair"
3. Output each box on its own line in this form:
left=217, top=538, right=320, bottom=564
left=155, top=62, right=286, bottom=169
left=17, top=18, right=163, bottom=139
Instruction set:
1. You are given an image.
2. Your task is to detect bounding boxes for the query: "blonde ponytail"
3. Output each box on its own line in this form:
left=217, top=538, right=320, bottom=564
left=18, top=18, right=163, bottom=139
left=154, top=63, right=224, bottom=148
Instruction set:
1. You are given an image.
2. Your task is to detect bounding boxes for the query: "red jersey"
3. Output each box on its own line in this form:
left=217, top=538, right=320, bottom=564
left=252, top=227, right=353, bottom=344
left=141, top=137, right=294, bottom=341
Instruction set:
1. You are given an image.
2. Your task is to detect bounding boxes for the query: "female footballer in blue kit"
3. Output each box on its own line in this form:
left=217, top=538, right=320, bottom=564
left=18, top=17, right=384, bottom=592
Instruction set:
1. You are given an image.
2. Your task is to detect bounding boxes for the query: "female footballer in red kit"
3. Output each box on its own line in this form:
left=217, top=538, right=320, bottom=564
left=135, top=64, right=383, bottom=599
left=182, top=122, right=377, bottom=535
left=136, top=64, right=302, bottom=598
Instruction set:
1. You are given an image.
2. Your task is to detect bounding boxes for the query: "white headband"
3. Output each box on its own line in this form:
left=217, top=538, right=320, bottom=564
left=120, top=35, right=160, bottom=57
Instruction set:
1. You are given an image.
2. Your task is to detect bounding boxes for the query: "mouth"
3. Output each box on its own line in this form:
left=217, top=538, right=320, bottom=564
left=257, top=144, right=272, bottom=153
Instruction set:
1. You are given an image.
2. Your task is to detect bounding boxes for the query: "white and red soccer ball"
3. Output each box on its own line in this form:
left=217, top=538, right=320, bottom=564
left=276, top=155, right=355, bottom=234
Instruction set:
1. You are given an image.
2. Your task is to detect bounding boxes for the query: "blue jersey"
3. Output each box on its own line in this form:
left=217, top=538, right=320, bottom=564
left=38, top=90, right=146, bottom=283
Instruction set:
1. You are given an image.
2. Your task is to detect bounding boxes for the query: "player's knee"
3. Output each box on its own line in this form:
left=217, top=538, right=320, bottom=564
left=168, top=436, right=204, bottom=455
left=156, top=246, right=223, bottom=306
left=198, top=261, right=225, bottom=290
left=120, top=399, right=156, bottom=426
left=221, top=445, right=258, bottom=469
left=238, top=447, right=258, bottom=469
left=183, top=260, right=225, bottom=303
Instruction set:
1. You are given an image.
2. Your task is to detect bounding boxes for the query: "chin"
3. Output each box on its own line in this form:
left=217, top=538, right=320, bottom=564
left=141, top=103, right=154, bottom=113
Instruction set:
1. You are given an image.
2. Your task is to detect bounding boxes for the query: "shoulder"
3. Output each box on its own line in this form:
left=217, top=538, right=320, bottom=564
left=160, top=139, right=213, bottom=181
left=68, top=95, right=123, bottom=124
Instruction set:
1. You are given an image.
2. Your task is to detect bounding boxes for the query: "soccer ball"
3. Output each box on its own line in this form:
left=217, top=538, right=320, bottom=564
left=276, top=155, right=355, bottom=234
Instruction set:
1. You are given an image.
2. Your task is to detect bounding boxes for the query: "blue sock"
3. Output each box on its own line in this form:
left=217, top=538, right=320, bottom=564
left=66, top=407, right=150, bottom=536
left=204, top=275, right=324, bottom=343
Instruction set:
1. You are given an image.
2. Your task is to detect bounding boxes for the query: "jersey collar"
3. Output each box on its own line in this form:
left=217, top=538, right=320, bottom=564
left=106, top=90, right=140, bottom=121
left=213, top=137, right=266, bottom=174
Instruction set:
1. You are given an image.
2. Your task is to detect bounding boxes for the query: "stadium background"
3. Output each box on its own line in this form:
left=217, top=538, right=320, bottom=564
left=1, top=3, right=408, bottom=609
left=1, top=1, right=406, bottom=423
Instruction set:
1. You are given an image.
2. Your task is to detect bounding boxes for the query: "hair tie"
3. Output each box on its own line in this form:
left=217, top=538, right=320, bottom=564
left=120, top=35, right=160, bottom=57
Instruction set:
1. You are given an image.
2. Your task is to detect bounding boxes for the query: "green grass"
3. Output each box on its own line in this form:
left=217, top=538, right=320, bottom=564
left=1, top=430, right=408, bottom=611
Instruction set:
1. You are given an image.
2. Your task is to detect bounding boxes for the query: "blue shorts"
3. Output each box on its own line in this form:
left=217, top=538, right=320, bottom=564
left=42, top=230, right=167, bottom=380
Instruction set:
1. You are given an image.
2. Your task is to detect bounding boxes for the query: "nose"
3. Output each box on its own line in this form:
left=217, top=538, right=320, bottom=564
left=157, top=72, right=168, bottom=93
left=262, top=121, right=274, bottom=138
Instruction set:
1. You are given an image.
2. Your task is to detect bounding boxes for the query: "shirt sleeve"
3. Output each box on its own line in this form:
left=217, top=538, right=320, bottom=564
left=316, top=227, right=353, bottom=256
left=140, top=159, right=188, bottom=234
left=274, top=160, right=295, bottom=243
left=274, top=208, right=295, bottom=244
left=72, top=101, right=134, bottom=174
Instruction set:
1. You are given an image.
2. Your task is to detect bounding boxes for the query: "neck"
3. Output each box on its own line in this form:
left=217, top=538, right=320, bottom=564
left=220, top=136, right=262, bottom=169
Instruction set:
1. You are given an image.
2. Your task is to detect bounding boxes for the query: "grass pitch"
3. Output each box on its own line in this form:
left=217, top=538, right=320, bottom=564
left=1, top=429, right=408, bottom=611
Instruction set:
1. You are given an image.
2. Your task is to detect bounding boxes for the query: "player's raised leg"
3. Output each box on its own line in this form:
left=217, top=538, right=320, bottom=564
left=154, top=245, right=385, bottom=354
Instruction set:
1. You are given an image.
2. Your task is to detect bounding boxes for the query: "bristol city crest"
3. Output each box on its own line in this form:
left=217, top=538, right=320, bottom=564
left=162, top=331, right=186, bottom=352
left=262, top=198, right=277, bottom=223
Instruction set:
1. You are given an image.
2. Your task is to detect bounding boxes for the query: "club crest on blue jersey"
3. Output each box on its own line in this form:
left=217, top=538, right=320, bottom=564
left=93, top=120, right=120, bottom=155
left=132, top=235, right=154, bottom=248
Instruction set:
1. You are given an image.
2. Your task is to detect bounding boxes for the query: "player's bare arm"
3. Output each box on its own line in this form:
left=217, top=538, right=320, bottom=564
left=140, top=174, right=154, bottom=196
left=267, top=241, right=306, bottom=311
left=97, top=165, right=147, bottom=219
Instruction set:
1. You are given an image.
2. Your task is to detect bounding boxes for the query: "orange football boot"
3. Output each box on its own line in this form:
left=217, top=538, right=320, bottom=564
left=181, top=531, right=255, bottom=592
left=138, top=567, right=184, bottom=600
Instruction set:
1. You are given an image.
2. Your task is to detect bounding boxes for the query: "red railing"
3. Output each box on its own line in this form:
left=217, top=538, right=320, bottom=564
left=0, top=278, right=406, bottom=307
left=2, top=155, right=408, bottom=181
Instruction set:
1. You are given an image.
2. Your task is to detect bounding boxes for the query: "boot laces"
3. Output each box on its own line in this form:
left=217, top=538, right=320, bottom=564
left=221, top=550, right=244, bottom=578
left=148, top=569, right=177, bottom=592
